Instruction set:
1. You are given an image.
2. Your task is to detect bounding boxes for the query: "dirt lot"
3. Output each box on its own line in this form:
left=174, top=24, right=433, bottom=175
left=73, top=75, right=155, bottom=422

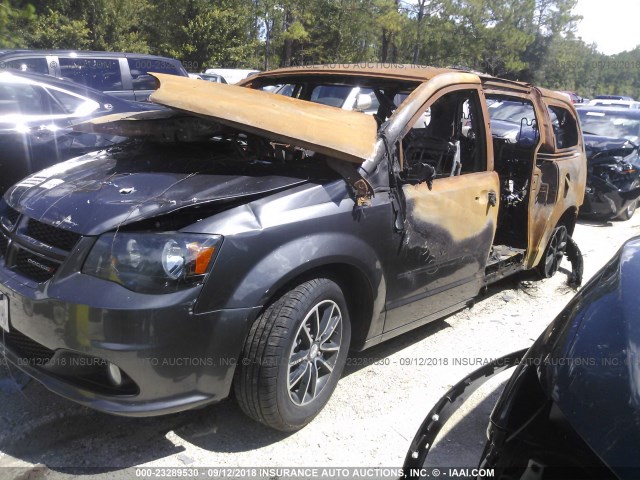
left=1, top=214, right=639, bottom=479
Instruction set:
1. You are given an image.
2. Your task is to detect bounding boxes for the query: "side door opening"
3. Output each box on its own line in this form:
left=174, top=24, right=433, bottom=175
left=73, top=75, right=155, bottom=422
left=484, top=94, right=542, bottom=280
left=384, top=87, right=499, bottom=333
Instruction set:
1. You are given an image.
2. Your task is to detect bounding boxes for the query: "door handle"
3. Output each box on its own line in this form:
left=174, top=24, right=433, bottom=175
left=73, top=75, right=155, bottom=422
left=488, top=191, right=497, bottom=207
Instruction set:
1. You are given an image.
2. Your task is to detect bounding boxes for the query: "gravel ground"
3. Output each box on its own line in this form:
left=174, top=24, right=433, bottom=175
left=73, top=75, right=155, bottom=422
left=1, top=214, right=639, bottom=479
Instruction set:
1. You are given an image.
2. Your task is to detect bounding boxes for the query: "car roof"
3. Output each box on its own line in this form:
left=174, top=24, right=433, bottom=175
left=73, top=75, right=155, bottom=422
left=247, top=63, right=572, bottom=105
left=0, top=49, right=180, bottom=62
left=576, top=105, right=640, bottom=117
left=251, top=63, right=475, bottom=83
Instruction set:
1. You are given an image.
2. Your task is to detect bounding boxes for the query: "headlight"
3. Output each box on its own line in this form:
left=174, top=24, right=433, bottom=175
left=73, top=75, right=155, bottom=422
left=82, top=232, right=222, bottom=294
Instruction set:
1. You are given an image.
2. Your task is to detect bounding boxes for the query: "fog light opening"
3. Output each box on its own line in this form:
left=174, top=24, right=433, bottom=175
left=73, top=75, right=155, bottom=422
left=107, top=362, right=123, bottom=386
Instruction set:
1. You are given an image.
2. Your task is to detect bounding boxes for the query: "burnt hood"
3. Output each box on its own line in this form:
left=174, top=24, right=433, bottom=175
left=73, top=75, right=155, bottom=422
left=536, top=236, right=640, bottom=475
left=76, top=73, right=379, bottom=165
left=4, top=144, right=308, bottom=236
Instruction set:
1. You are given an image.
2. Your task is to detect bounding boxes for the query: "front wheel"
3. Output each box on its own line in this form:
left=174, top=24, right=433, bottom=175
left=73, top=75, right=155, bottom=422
left=234, top=278, right=351, bottom=431
left=617, top=180, right=639, bottom=221
left=537, top=225, right=568, bottom=278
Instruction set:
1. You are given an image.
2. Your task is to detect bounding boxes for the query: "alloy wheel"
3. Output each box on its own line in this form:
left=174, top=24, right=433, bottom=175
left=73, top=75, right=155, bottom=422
left=288, top=300, right=343, bottom=406
left=543, top=225, right=568, bottom=277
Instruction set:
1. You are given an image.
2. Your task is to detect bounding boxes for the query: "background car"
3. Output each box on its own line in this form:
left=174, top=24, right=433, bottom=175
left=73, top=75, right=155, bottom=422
left=0, top=50, right=188, bottom=101
left=576, top=106, right=640, bottom=220
left=559, top=90, right=584, bottom=104
left=587, top=99, right=640, bottom=109
left=594, top=94, right=635, bottom=101
left=405, top=235, right=640, bottom=480
left=203, top=68, right=259, bottom=84
left=199, top=73, right=227, bottom=83
left=0, top=70, right=156, bottom=193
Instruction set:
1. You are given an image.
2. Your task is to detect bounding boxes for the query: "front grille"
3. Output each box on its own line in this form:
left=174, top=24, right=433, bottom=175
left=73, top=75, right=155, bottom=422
left=25, top=219, right=81, bottom=252
left=2, top=328, right=55, bottom=365
left=0, top=232, right=8, bottom=258
left=14, top=249, right=60, bottom=283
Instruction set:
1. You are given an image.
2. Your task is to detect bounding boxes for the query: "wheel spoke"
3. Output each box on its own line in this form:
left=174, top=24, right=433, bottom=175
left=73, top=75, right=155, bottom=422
left=289, top=362, right=309, bottom=389
left=289, top=350, right=308, bottom=367
left=307, top=361, right=319, bottom=400
left=319, top=312, right=340, bottom=344
left=299, top=362, right=314, bottom=402
left=311, top=306, right=321, bottom=340
left=316, top=356, right=334, bottom=373
left=545, top=251, right=555, bottom=269
left=301, top=324, right=313, bottom=346
left=320, top=340, right=340, bottom=353
left=318, top=303, right=335, bottom=339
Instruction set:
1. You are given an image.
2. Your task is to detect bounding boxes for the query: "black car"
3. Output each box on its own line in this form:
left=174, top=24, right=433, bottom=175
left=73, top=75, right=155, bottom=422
left=0, top=70, right=157, bottom=194
left=576, top=107, right=640, bottom=220
left=405, top=235, right=640, bottom=479
left=0, top=50, right=188, bottom=101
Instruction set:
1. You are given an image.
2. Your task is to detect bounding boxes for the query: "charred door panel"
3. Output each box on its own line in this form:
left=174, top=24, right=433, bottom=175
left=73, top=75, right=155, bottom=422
left=384, top=171, right=499, bottom=332
left=535, top=160, right=559, bottom=206
left=526, top=98, right=586, bottom=269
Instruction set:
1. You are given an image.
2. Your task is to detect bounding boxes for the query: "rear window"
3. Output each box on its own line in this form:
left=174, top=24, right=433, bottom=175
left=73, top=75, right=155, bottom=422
left=59, top=58, right=123, bottom=91
left=46, top=87, right=98, bottom=116
left=0, top=82, right=62, bottom=116
left=2, top=58, right=49, bottom=75
left=547, top=105, right=579, bottom=149
left=488, top=100, right=536, bottom=124
left=310, top=85, right=352, bottom=107
left=128, top=58, right=179, bottom=91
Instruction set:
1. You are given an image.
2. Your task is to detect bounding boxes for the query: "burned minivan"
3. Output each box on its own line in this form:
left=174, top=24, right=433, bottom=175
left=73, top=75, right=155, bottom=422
left=0, top=65, right=586, bottom=431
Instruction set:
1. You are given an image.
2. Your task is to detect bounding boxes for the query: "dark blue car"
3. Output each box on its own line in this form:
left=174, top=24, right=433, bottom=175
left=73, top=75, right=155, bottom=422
left=576, top=106, right=640, bottom=220
left=0, top=70, right=157, bottom=193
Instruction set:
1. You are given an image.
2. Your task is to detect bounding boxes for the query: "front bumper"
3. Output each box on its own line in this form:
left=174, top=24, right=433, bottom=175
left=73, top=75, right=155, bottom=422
left=579, top=176, right=640, bottom=219
left=0, top=270, right=259, bottom=417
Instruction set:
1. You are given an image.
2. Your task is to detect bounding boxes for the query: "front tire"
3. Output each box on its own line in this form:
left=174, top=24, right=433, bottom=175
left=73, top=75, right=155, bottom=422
left=234, top=278, right=351, bottom=431
left=617, top=180, right=639, bottom=221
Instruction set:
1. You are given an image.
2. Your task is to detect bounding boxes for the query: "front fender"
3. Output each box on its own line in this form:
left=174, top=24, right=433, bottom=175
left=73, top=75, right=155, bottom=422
left=202, top=231, right=386, bottom=315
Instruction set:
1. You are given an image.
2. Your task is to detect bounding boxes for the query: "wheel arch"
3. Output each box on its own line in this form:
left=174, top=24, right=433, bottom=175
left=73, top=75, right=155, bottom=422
left=256, top=261, right=382, bottom=351
left=557, top=206, right=578, bottom=236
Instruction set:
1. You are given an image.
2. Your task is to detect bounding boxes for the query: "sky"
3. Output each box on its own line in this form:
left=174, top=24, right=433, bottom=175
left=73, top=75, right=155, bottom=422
left=573, top=0, right=640, bottom=55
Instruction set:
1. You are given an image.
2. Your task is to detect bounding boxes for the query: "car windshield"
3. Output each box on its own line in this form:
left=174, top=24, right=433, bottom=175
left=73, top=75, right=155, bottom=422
left=578, top=110, right=640, bottom=140
left=487, top=100, right=536, bottom=124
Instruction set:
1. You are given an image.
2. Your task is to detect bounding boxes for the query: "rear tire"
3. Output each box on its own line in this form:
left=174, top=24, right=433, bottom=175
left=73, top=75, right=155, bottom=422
left=234, top=278, right=351, bottom=431
left=537, top=225, right=568, bottom=278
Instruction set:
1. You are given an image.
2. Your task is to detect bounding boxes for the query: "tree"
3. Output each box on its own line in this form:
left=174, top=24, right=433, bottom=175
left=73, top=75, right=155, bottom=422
left=27, top=9, right=90, bottom=49
left=0, top=1, right=36, bottom=48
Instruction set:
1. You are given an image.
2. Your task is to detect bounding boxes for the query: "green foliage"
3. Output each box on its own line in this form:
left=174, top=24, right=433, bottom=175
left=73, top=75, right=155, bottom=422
left=26, top=9, right=90, bottom=49
left=0, top=0, right=638, bottom=97
left=0, top=1, right=36, bottom=48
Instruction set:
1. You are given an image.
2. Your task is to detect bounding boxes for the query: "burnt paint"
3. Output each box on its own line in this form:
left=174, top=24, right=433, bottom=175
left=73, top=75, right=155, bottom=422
left=383, top=171, right=499, bottom=331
